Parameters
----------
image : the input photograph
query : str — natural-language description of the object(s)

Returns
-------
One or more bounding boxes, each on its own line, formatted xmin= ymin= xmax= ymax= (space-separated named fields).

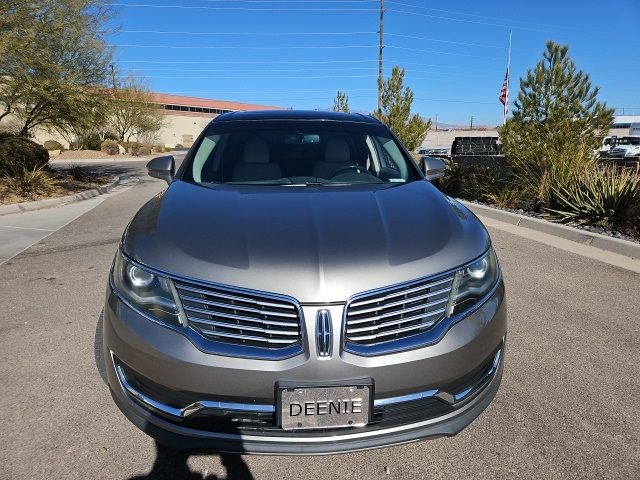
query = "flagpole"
xmin=504 ymin=30 xmax=512 ymax=125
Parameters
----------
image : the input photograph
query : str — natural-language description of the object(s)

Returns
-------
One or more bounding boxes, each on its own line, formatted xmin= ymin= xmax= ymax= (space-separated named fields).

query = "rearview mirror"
xmin=147 ymin=155 xmax=175 ymax=185
xmin=420 ymin=156 xmax=446 ymax=181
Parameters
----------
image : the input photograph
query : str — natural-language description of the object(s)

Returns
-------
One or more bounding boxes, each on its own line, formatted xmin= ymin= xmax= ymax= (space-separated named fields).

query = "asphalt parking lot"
xmin=0 ymin=160 xmax=638 ymax=479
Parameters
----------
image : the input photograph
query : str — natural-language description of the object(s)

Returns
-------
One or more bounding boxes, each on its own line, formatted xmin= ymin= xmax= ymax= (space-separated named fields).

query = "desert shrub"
xmin=122 ymin=141 xmax=142 ymax=155
xmin=138 ymin=145 xmax=152 ymax=155
xmin=3 ymin=166 xmax=58 ymax=197
xmin=174 ymin=143 xmax=184 ymax=149
xmin=0 ymin=134 xmax=49 ymax=174
xmin=440 ymin=161 xmax=505 ymax=200
xmin=547 ymin=164 xmax=640 ymax=226
xmin=485 ymin=185 xmax=528 ymax=209
xmin=43 ymin=140 xmax=64 ymax=151
xmin=100 ymin=139 xmax=120 ymax=155
xmin=152 ymin=144 xmax=166 ymax=153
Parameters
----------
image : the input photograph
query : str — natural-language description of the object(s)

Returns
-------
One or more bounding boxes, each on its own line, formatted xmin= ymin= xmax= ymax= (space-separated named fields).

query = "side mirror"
xmin=420 ymin=156 xmax=446 ymax=181
xmin=147 ymin=155 xmax=175 ymax=185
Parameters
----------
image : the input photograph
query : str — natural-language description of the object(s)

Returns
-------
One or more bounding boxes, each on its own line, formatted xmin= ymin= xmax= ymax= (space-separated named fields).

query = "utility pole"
xmin=435 ymin=113 xmax=438 ymax=132
xmin=377 ymin=0 xmax=385 ymax=113
xmin=109 ymin=64 xmax=117 ymax=94
xmin=470 ymin=115 xmax=474 ymax=130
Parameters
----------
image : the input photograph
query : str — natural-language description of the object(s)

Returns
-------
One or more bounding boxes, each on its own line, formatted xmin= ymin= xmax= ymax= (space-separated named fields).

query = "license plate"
xmin=279 ymin=384 xmax=371 ymax=430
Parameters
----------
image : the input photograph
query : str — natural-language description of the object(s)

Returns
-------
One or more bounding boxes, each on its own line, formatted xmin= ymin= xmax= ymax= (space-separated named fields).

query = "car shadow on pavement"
xmin=128 ymin=441 xmax=254 ymax=480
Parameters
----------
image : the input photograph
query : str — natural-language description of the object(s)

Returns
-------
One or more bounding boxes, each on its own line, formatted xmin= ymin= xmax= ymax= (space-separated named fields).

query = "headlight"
xmin=446 ymin=248 xmax=500 ymax=316
xmin=111 ymin=250 xmax=187 ymax=327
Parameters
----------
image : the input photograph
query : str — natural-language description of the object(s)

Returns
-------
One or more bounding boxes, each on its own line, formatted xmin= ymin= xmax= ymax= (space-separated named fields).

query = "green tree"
xmin=374 ymin=66 xmax=431 ymax=151
xmin=110 ymin=76 xmax=165 ymax=145
xmin=332 ymin=91 xmax=349 ymax=112
xmin=0 ymin=0 xmax=113 ymax=137
xmin=499 ymin=41 xmax=614 ymax=209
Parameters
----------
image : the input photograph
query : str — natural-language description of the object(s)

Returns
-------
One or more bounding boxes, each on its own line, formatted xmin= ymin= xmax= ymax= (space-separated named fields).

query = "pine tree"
xmin=374 ymin=66 xmax=431 ymax=151
xmin=332 ymin=91 xmax=349 ymax=112
xmin=499 ymin=41 xmax=614 ymax=208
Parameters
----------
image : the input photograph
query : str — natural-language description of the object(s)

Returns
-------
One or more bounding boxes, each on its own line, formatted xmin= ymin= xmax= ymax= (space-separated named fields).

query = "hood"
xmin=123 ymin=181 xmax=490 ymax=303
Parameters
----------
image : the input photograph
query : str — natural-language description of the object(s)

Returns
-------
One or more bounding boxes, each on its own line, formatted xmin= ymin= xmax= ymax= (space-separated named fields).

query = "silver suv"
xmin=103 ymin=110 xmax=506 ymax=454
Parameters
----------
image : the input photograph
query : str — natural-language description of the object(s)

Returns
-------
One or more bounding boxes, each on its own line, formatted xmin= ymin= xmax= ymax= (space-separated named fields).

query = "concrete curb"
xmin=0 ymin=175 xmax=123 ymax=216
xmin=461 ymin=200 xmax=640 ymax=260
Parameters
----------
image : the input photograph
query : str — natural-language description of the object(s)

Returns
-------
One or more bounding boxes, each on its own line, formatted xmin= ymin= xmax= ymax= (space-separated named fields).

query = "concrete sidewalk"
xmin=0 ymin=177 xmax=137 ymax=264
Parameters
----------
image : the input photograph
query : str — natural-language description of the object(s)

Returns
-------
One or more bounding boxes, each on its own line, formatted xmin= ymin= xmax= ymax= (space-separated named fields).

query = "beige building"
xmin=148 ymin=93 xmax=284 ymax=148
xmin=1 ymin=92 xmax=283 ymax=149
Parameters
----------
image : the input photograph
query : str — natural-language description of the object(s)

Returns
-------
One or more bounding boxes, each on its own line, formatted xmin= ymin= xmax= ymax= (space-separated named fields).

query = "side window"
xmin=191 ymin=135 xmax=220 ymax=183
xmin=377 ymin=137 xmax=409 ymax=180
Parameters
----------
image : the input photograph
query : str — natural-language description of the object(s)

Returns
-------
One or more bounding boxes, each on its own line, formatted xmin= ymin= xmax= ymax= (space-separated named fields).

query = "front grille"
xmin=174 ymin=280 xmax=302 ymax=349
xmin=344 ymin=273 xmax=455 ymax=346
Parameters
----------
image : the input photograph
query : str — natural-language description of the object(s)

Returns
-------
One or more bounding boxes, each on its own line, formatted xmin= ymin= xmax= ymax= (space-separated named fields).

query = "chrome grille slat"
xmin=345 ymin=273 xmax=455 ymax=346
xmin=346 ymin=319 xmax=442 ymax=342
xmin=187 ymin=317 xmax=300 ymax=336
xmin=346 ymin=297 xmax=449 ymax=325
xmin=347 ymin=286 xmax=451 ymax=316
xmin=184 ymin=306 xmax=299 ymax=328
xmin=197 ymin=329 xmax=295 ymax=345
xmin=348 ymin=277 xmax=453 ymax=308
xmin=174 ymin=280 xmax=302 ymax=349
xmin=175 ymin=283 xmax=296 ymax=310
xmin=178 ymin=294 xmax=298 ymax=318
xmin=346 ymin=308 xmax=446 ymax=333
xmin=347 ymin=290 xmax=451 ymax=319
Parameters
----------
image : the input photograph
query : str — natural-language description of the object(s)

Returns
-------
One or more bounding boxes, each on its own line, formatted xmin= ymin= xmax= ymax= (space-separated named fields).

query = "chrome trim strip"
xmin=374 ymin=347 xmax=503 ymax=407
xmin=111 ymin=351 xmax=275 ymax=417
xmin=111 ymin=347 xmax=501 ymax=420
xmin=374 ymin=389 xmax=438 ymax=407
xmin=197 ymin=328 xmax=296 ymax=344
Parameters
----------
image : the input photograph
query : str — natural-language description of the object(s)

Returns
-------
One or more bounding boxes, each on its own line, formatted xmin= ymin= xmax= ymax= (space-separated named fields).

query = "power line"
xmin=386 ymin=45 xmax=500 ymax=60
xmin=117 ymin=59 xmax=379 ymax=64
xmin=385 ymin=1 xmax=590 ymax=33
xmin=140 ymin=74 xmax=379 ymax=79
xmin=111 ymin=44 xmax=375 ymax=50
xmin=386 ymin=33 xmax=503 ymax=49
xmin=161 ymin=88 xmax=379 ymax=94
xmin=109 ymin=3 xmax=378 ymax=12
xmin=387 ymin=8 xmax=522 ymax=30
xmin=116 ymin=30 xmax=377 ymax=36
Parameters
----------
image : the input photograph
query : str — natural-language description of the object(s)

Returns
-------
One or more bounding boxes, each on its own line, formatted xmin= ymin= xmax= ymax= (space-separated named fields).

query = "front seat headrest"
xmin=324 ymin=138 xmax=350 ymax=164
xmin=243 ymin=139 xmax=269 ymax=164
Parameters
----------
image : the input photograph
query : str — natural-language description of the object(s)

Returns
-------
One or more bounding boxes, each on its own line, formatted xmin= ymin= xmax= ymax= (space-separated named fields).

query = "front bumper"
xmin=104 ymin=282 xmax=506 ymax=454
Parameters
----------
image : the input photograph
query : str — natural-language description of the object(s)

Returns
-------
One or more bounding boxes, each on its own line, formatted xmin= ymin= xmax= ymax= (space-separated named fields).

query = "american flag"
xmin=499 ymin=68 xmax=509 ymax=120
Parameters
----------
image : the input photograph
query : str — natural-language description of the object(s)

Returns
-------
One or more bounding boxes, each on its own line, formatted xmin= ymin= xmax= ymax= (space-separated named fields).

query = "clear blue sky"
xmin=108 ymin=0 xmax=640 ymax=126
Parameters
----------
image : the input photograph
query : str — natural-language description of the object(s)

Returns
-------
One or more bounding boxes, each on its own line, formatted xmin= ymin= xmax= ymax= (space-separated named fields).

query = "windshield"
xmin=182 ymin=122 xmax=421 ymax=186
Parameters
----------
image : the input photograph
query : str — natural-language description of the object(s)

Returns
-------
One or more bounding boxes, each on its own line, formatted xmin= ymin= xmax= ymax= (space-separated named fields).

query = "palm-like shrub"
xmin=3 ymin=166 xmax=59 ymax=197
xmin=548 ymin=165 xmax=640 ymax=226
